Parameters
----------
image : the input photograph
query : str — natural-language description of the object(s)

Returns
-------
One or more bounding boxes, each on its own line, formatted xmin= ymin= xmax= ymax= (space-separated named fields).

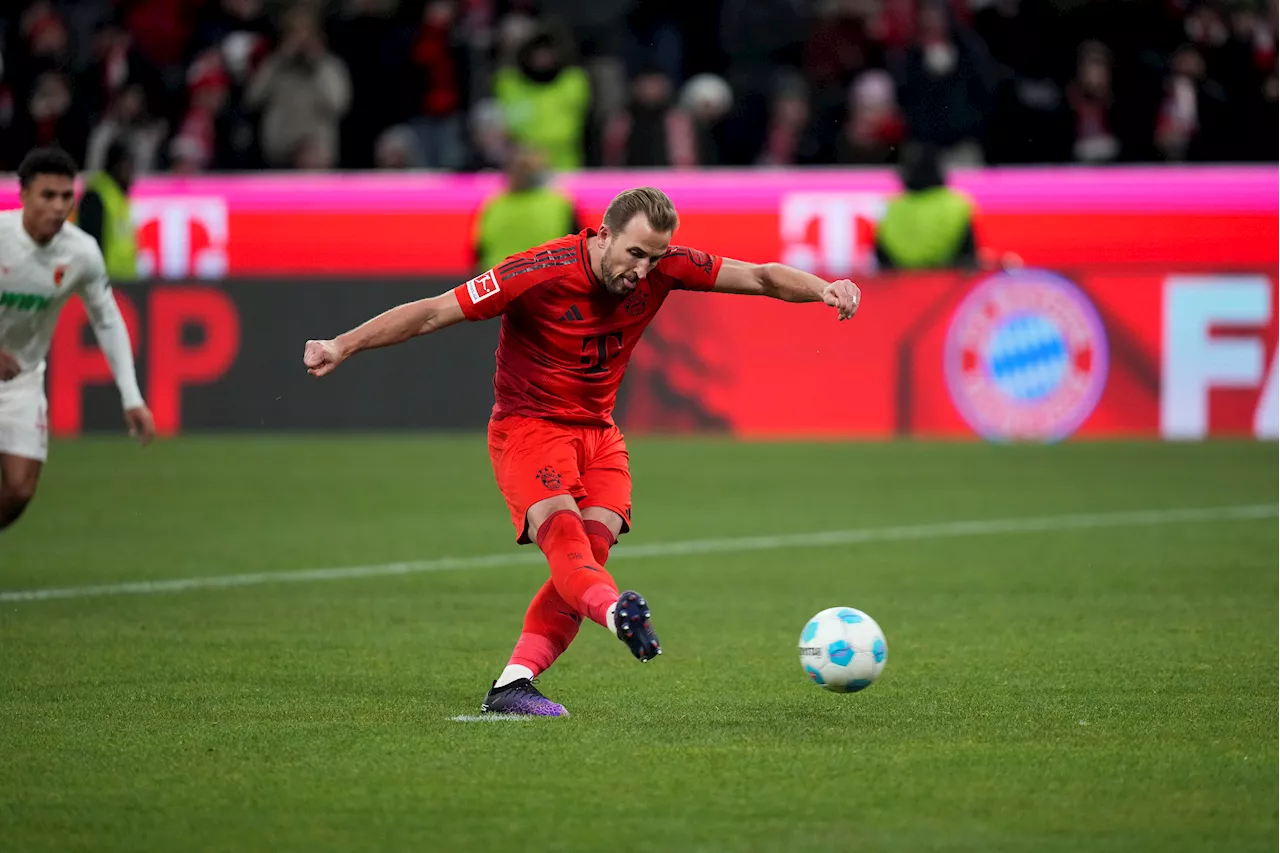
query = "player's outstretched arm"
xmin=304 ymin=290 xmax=465 ymax=377
xmin=712 ymin=258 xmax=861 ymax=321
xmin=80 ymin=265 xmax=154 ymax=446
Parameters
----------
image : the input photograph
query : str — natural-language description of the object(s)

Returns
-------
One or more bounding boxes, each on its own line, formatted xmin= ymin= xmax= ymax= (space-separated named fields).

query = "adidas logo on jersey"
xmin=558 ymin=304 xmax=585 ymax=322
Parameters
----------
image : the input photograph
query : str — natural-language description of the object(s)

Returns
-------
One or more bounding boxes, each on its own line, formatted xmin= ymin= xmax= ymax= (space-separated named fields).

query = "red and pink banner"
xmin=4 ymin=167 xmax=1276 ymax=278
xmin=626 ymin=266 xmax=1278 ymax=441
xmin=44 ymin=266 xmax=1277 ymax=441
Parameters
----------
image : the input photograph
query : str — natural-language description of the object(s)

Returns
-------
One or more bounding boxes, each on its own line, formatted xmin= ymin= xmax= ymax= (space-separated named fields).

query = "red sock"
xmin=583 ymin=519 xmax=615 ymax=566
xmin=508 ymin=579 xmax=581 ymax=676
xmin=535 ymin=510 xmax=618 ymax=628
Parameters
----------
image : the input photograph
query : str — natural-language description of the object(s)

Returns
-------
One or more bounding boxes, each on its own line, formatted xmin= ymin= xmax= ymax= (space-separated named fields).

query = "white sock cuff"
xmin=494 ymin=664 xmax=535 ymax=688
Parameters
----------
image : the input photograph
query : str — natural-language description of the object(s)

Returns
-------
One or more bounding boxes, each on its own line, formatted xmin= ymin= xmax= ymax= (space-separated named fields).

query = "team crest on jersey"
xmin=466 ymin=269 xmax=500 ymax=304
xmin=944 ymin=270 xmax=1109 ymax=443
xmin=53 ymin=265 xmax=68 ymax=286
xmin=535 ymin=466 xmax=562 ymax=490
xmin=622 ymin=285 xmax=648 ymax=317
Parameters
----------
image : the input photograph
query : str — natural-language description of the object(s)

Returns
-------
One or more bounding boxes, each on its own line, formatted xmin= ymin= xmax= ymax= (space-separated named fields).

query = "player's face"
xmin=598 ymin=215 xmax=672 ymax=296
xmin=20 ymin=174 xmax=76 ymax=244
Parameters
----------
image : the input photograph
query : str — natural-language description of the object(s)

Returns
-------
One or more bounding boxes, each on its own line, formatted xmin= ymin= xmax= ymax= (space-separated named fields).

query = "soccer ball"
xmin=798 ymin=607 xmax=888 ymax=692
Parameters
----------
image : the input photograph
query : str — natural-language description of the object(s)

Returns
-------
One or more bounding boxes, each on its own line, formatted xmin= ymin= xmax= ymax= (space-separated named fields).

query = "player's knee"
xmin=525 ymin=494 xmax=580 ymax=541
xmin=1 ymin=477 xmax=37 ymax=505
xmin=0 ymin=486 xmax=35 ymax=528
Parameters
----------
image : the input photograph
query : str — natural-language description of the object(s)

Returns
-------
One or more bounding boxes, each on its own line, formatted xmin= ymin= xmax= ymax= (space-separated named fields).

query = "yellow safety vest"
xmin=82 ymin=171 xmax=138 ymax=281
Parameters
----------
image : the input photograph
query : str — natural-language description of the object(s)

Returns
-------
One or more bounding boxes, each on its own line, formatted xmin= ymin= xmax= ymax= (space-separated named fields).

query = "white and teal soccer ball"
xmin=798 ymin=607 xmax=888 ymax=693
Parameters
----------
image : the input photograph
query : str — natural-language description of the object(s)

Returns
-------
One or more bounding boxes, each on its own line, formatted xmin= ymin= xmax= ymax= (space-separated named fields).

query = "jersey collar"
xmin=577 ymin=228 xmax=603 ymax=289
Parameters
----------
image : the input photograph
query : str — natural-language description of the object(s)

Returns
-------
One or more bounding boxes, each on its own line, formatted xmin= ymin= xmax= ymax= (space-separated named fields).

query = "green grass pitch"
xmin=1 ymin=437 xmax=1276 ymax=852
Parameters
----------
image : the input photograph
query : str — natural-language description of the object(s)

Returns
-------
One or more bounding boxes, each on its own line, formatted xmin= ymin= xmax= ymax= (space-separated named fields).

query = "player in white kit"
xmin=0 ymin=147 xmax=154 ymax=530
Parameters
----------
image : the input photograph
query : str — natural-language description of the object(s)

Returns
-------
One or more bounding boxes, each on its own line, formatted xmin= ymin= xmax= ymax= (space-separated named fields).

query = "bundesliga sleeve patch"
xmin=466 ymin=270 xmax=501 ymax=304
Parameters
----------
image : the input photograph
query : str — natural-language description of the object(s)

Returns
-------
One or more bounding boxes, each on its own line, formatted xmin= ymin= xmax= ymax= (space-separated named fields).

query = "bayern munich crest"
xmin=943 ymin=271 xmax=1109 ymax=442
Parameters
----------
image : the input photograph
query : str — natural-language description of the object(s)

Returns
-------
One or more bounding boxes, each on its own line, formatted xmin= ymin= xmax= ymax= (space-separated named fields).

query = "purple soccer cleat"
xmin=480 ymin=678 xmax=569 ymax=717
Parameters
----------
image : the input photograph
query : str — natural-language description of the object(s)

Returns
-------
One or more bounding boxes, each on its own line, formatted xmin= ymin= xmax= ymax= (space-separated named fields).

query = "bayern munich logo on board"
xmin=943 ymin=270 xmax=1109 ymax=442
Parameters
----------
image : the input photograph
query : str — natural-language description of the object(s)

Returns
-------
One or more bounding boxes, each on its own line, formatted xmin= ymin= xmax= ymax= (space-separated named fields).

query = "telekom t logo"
xmin=779 ymin=193 xmax=886 ymax=276
xmin=1162 ymin=275 xmax=1278 ymax=439
xmin=130 ymin=197 xmax=229 ymax=279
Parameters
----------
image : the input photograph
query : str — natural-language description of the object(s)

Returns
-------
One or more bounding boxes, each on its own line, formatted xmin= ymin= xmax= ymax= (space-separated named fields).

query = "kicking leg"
xmin=577 ymin=505 xmax=661 ymax=662
xmin=0 ymin=453 xmax=42 ymax=531
xmin=578 ymin=430 xmax=661 ymax=663
xmin=526 ymin=495 xmax=621 ymax=629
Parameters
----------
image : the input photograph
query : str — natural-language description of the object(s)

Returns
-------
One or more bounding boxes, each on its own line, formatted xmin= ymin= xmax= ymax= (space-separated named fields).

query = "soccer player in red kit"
xmin=303 ymin=188 xmax=860 ymax=716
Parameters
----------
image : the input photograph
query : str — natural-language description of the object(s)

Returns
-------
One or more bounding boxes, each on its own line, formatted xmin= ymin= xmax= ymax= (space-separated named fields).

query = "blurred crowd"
xmin=1 ymin=0 xmax=1275 ymax=174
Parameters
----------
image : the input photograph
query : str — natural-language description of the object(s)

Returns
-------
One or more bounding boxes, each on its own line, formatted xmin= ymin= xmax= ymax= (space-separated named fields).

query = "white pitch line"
xmin=1 ymin=504 xmax=1273 ymax=604
xmin=451 ymin=714 xmax=544 ymax=723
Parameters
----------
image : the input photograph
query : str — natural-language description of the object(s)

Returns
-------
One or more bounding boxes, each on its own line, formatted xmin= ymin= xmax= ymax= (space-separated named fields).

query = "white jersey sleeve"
xmin=75 ymin=239 xmax=144 ymax=410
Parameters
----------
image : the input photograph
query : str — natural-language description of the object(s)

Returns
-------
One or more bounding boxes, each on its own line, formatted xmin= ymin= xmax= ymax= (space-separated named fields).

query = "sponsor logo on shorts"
xmin=944 ymin=270 xmax=1109 ymax=443
xmin=535 ymin=466 xmax=562 ymax=490
xmin=466 ymin=269 xmax=500 ymax=304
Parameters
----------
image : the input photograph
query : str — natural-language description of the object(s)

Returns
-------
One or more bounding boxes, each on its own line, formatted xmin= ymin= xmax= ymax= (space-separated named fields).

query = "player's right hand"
xmin=0 ymin=348 xmax=20 ymax=381
xmin=303 ymin=339 xmax=346 ymax=377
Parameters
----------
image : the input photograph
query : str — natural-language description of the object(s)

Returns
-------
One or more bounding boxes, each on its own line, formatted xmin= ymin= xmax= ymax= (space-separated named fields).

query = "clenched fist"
xmin=303 ymin=339 xmax=346 ymax=377
xmin=821 ymin=279 xmax=861 ymax=321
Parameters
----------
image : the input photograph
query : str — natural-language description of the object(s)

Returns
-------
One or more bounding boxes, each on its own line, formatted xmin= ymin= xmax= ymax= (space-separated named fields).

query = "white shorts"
xmin=0 ymin=372 xmax=49 ymax=462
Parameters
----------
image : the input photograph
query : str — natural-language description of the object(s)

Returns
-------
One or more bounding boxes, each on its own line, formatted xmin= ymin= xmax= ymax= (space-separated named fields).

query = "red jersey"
xmin=454 ymin=229 xmax=722 ymax=426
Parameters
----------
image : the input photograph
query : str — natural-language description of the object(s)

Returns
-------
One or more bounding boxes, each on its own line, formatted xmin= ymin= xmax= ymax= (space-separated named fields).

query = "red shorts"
xmin=487 ymin=415 xmax=633 ymax=544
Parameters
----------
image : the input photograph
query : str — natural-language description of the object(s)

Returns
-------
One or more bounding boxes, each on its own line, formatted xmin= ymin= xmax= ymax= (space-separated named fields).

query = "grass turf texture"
xmin=1 ymin=437 xmax=1276 ymax=852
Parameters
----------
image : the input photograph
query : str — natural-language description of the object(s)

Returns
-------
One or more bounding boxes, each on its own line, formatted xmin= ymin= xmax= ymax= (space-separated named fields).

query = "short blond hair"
xmin=602 ymin=187 xmax=679 ymax=235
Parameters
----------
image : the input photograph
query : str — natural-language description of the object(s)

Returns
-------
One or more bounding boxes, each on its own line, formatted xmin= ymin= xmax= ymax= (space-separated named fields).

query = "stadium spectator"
xmin=835 ymin=68 xmax=906 ymax=164
xmin=168 ymin=48 xmax=232 ymax=173
xmin=874 ymin=142 xmax=978 ymax=271
xmin=676 ymin=72 xmax=733 ymax=166
xmin=405 ymin=0 xmax=469 ymax=170
xmin=75 ymin=139 xmax=138 ymax=281
xmin=0 ymin=0 xmax=1274 ymax=172
xmin=471 ymin=145 xmax=579 ymax=272
xmin=373 ymin=123 xmax=423 ymax=168
xmin=84 ymin=82 xmax=166 ymax=173
xmin=243 ymin=2 xmax=351 ymax=168
xmin=1154 ymin=43 xmax=1233 ymax=161
xmin=465 ymin=97 xmax=514 ymax=171
xmin=890 ymin=0 xmax=998 ymax=166
xmin=601 ymin=66 xmax=697 ymax=168
xmin=7 ymin=71 xmax=88 ymax=168
xmin=118 ymin=0 xmax=196 ymax=75
xmin=492 ymin=22 xmax=589 ymax=171
xmin=757 ymin=71 xmax=820 ymax=166
xmin=1066 ymin=40 xmax=1121 ymax=163
xmin=189 ymin=0 xmax=273 ymax=171
xmin=716 ymin=0 xmax=810 ymax=165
